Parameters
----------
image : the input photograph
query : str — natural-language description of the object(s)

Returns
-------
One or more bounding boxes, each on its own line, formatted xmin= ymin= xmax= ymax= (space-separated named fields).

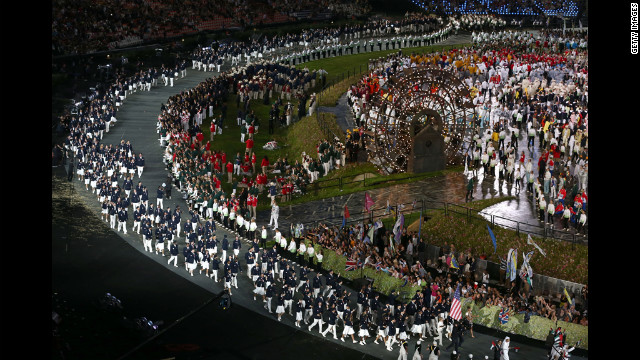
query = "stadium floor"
xmin=52 ymin=32 xmax=587 ymax=360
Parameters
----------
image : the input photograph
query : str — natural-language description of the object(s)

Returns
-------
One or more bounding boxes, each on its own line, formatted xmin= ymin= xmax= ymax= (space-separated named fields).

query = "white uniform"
xmin=398 ymin=344 xmax=409 ymax=360
xmin=500 ymin=337 xmax=510 ymax=360
xmin=269 ymin=204 xmax=279 ymax=229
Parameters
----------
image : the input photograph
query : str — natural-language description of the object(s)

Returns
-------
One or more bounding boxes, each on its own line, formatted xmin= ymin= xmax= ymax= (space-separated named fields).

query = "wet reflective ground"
xmin=262 ymin=138 xmax=586 ymax=245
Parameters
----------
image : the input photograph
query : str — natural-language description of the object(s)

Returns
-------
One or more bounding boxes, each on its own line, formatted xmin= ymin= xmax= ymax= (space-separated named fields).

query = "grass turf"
xmin=296 ymin=43 xmax=472 ymax=85
xmin=197 ymin=41 xmax=472 ymax=208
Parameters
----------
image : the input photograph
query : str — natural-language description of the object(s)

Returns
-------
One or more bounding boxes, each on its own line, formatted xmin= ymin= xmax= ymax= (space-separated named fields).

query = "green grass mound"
xmin=415 ymin=202 xmax=588 ymax=284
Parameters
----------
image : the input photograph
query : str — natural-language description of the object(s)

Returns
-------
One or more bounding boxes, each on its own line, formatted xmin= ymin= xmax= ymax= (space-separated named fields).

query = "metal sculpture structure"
xmin=365 ymin=64 xmax=476 ymax=173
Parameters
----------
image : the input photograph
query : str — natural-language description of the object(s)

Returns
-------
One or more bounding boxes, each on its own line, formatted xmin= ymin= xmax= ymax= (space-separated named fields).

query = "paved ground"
xmin=52 ymin=171 xmax=380 ymax=360
xmin=53 ymin=166 xmax=588 ymax=360
xmin=53 ymin=32 xmax=588 ymax=359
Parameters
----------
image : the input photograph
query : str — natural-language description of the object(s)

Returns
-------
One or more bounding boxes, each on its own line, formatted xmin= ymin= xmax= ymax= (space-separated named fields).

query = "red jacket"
xmin=573 ymin=196 xmax=582 ymax=207
xmin=226 ymin=162 xmax=233 ymax=173
xmin=246 ymin=139 xmax=254 ymax=149
xmin=261 ymin=158 xmax=269 ymax=167
xmin=558 ymin=188 xmax=566 ymax=200
xmin=555 ymin=203 xmax=564 ymax=214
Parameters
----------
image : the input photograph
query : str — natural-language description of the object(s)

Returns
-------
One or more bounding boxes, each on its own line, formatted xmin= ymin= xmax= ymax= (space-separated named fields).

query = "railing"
xmin=445 ymin=202 xmax=588 ymax=246
xmin=304 ymin=169 xmax=444 ymax=196
xmin=316 ymin=113 xmax=343 ymax=144
xmin=317 ymin=64 xmax=367 ymax=95
xmin=288 ymin=194 xmax=587 ymax=245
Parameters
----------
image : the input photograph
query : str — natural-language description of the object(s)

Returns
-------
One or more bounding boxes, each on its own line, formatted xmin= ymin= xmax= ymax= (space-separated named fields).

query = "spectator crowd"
xmin=52 ymin=0 xmax=374 ymax=56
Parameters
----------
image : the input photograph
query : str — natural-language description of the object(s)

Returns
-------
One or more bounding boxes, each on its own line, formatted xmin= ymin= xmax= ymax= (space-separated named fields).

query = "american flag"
xmin=345 ymin=259 xmax=357 ymax=271
xmin=375 ymin=261 xmax=382 ymax=271
xmin=449 ymin=284 xmax=462 ymax=321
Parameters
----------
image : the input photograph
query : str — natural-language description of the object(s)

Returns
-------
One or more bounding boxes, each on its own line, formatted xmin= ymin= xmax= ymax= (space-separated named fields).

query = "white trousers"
xmin=322 ymin=324 xmax=337 ymax=338
xmin=433 ymin=328 xmax=443 ymax=346
xmin=117 ymin=221 xmax=127 ymax=234
xmin=309 ymin=318 xmax=323 ymax=333
xmin=385 ymin=335 xmax=397 ymax=348
xmin=284 ymin=300 xmax=293 ymax=314
xmin=269 ymin=215 xmax=278 ymax=229
xmin=304 ymin=309 xmax=313 ymax=323
xmin=143 ymin=238 xmax=152 ymax=252
xmin=247 ymin=263 xmax=254 ymax=278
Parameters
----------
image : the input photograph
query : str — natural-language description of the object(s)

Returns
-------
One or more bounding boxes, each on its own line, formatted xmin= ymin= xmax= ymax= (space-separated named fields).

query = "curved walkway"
xmin=60 ymin=33 xmax=586 ymax=360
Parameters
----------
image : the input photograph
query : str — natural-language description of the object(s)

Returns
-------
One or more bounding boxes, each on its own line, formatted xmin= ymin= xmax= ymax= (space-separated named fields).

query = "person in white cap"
xmin=500 ymin=336 xmax=511 ymax=360
xmin=411 ymin=340 xmax=423 ymax=360
xmin=269 ymin=199 xmax=279 ymax=230
xmin=398 ymin=341 xmax=409 ymax=360
xmin=468 ymin=355 xmax=473 ymax=359
xmin=427 ymin=340 xmax=440 ymax=359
